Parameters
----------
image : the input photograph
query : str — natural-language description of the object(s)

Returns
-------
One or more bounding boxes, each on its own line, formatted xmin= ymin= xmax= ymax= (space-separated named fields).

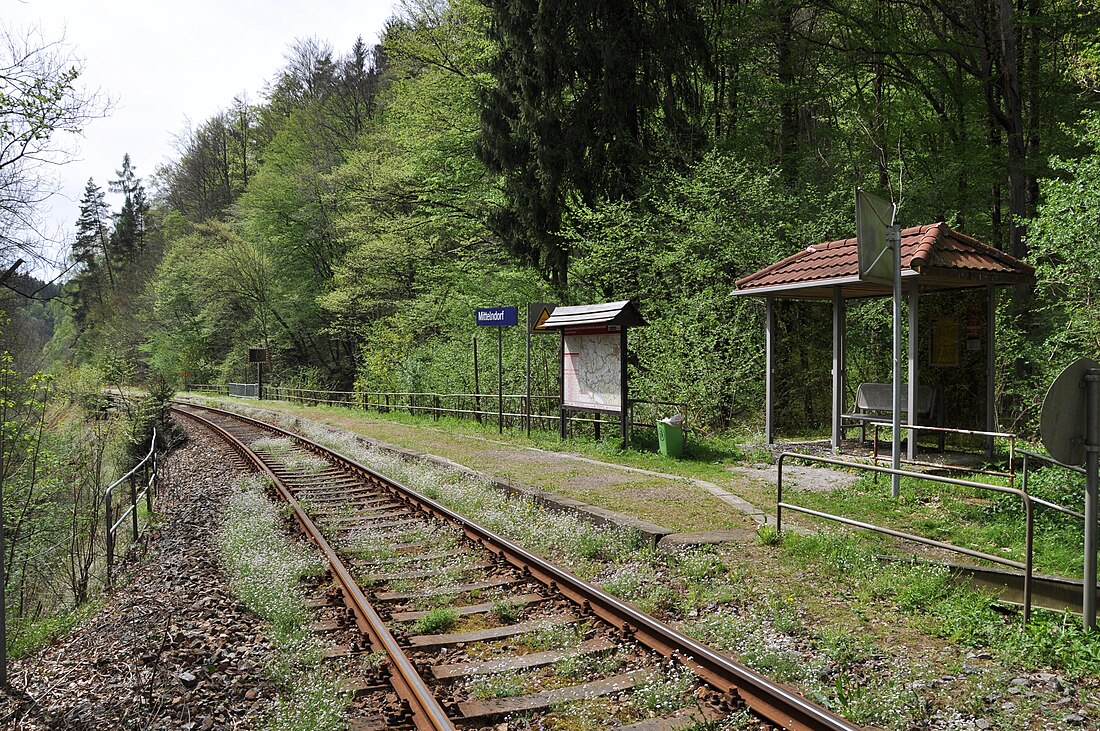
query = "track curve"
xmin=172 ymin=401 xmax=867 ymax=731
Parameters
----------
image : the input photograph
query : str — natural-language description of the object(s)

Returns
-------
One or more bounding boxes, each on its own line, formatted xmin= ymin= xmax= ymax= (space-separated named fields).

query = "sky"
xmin=8 ymin=0 xmax=399 ymax=275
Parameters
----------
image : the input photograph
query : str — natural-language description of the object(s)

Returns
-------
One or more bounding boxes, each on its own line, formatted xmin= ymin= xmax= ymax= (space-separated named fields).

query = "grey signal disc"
xmin=1040 ymin=357 xmax=1100 ymax=466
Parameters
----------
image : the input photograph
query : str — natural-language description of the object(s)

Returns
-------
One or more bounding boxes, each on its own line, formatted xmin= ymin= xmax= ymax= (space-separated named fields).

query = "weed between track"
xmin=252 ymin=437 xmax=330 ymax=474
xmin=217 ymin=477 xmax=350 ymax=731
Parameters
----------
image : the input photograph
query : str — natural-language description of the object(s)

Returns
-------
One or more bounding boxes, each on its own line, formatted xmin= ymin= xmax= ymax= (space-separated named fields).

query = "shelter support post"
xmin=559 ymin=332 xmax=566 ymax=440
xmin=765 ymin=295 xmax=775 ymax=445
xmin=890 ymin=224 xmax=902 ymax=498
xmin=986 ymin=286 xmax=997 ymax=458
xmin=907 ymin=282 xmax=919 ymax=460
xmin=831 ymin=288 xmax=845 ymax=454
xmin=620 ymin=329 xmax=629 ymax=449
xmin=1085 ymin=370 xmax=1100 ymax=630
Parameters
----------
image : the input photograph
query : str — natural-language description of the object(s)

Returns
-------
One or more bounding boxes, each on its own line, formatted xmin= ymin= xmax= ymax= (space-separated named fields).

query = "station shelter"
xmin=734 ymin=222 xmax=1035 ymax=458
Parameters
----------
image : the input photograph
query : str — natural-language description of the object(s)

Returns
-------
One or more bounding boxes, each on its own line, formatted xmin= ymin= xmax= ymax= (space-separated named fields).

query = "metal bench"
xmin=842 ymin=383 xmax=943 ymax=450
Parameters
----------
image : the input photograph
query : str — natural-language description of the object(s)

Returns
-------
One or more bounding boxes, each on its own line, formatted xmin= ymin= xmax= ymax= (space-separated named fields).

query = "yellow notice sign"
xmin=528 ymin=302 xmax=557 ymax=334
xmin=931 ymin=320 xmax=959 ymax=366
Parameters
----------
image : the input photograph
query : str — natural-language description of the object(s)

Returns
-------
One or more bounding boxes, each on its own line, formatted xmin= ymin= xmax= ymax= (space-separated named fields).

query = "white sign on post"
xmin=857 ymin=189 xmax=896 ymax=287
xmin=856 ymin=188 xmax=902 ymax=497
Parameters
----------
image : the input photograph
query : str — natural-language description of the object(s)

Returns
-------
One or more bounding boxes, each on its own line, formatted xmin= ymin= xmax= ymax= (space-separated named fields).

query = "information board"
xmin=563 ymin=332 xmax=622 ymax=411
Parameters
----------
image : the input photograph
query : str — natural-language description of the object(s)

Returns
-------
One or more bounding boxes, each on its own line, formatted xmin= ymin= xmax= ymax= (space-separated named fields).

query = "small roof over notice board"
xmin=538 ymin=300 xmax=647 ymax=330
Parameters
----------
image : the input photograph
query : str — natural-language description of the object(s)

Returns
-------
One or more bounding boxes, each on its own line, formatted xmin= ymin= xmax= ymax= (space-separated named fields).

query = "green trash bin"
xmin=656 ymin=419 xmax=685 ymax=458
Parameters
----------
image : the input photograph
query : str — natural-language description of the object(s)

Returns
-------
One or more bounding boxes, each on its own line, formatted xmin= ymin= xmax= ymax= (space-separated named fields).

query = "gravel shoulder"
xmin=0 ymin=421 xmax=276 ymax=730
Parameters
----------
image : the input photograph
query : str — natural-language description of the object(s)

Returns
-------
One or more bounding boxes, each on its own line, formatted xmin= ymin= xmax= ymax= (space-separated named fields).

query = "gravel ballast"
xmin=0 ymin=420 xmax=279 ymax=730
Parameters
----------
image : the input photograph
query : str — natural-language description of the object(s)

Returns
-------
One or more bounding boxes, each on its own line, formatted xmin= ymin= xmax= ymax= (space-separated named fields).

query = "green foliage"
xmin=783 ymin=530 xmax=1100 ymax=678
xmin=409 ymin=607 xmax=458 ymax=634
xmin=466 ymin=670 xmax=526 ymax=700
xmin=564 ymin=153 xmax=845 ymax=431
xmin=46 ymin=0 xmax=1100 ymax=446
xmin=477 ymin=0 xmax=709 ymax=285
xmin=756 ymin=524 xmax=782 ymax=546
xmin=489 ymin=598 xmax=524 ymax=624
xmin=7 ymin=601 xmax=102 ymax=660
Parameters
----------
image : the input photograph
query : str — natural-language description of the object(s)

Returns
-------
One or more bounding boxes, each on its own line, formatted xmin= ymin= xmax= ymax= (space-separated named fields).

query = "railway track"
xmin=172 ymin=401 xmax=865 ymax=731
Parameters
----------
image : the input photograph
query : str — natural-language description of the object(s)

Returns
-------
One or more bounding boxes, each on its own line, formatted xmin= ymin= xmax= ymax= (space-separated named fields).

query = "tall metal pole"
xmin=907 ymin=282 xmax=918 ymax=461
xmin=498 ymin=328 xmax=504 ymax=434
xmin=473 ymin=335 xmax=482 ymax=424
xmin=526 ymin=326 xmax=532 ymax=437
xmin=1084 ymin=370 xmax=1100 ymax=629
xmin=765 ymin=295 xmax=775 ymax=444
xmin=890 ymin=221 xmax=902 ymax=498
xmin=986 ymin=286 xmax=997 ymax=459
xmin=831 ymin=287 xmax=844 ymax=455
xmin=620 ymin=328 xmax=629 ymax=449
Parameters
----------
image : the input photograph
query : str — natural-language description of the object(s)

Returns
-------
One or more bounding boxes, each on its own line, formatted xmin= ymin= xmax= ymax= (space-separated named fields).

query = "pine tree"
xmin=477 ymin=0 xmax=709 ymax=286
xmin=70 ymin=177 xmax=112 ymax=326
xmin=109 ymin=154 xmax=147 ymax=266
xmin=73 ymin=178 xmax=112 ymax=279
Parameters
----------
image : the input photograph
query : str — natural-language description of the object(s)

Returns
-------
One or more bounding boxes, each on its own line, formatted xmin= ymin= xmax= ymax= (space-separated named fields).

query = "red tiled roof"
xmin=735 ymin=223 xmax=1034 ymax=298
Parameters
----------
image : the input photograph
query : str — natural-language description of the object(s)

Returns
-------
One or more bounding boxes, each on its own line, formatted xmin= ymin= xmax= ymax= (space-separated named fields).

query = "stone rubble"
xmin=0 ymin=421 xmax=278 ymax=730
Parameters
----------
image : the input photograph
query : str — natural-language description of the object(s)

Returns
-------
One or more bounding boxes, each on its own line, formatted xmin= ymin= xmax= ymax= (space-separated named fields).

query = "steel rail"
xmin=171 ymin=405 xmax=455 ymax=731
xmin=177 ymin=401 xmax=864 ymax=731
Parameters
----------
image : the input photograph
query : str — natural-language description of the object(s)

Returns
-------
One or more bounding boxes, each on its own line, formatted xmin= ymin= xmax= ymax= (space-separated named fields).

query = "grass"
xmin=552 ymin=650 xmax=623 ymax=679
xmin=517 ymin=622 xmax=588 ymax=652
xmin=251 ymin=436 xmax=330 ymax=474
xmin=218 ymin=477 xmax=350 ymax=731
xmin=780 ymin=530 xmax=1100 ymax=679
xmin=784 ymin=467 xmax=1086 ymax=577
xmin=7 ymin=600 xmax=103 ymax=660
xmin=490 ymin=598 xmax=526 ymax=624
xmin=466 ymin=670 xmax=527 ymax=700
xmin=189 ymin=394 xmax=773 ymax=531
xmin=410 ymin=607 xmax=458 ymax=634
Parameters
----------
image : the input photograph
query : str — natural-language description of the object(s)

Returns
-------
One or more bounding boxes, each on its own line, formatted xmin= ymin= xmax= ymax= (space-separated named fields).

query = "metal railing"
xmin=776 ymin=451 xmax=1037 ymax=622
xmin=1018 ymin=448 xmax=1086 ymax=520
xmin=105 ymin=429 xmax=159 ymax=587
xmin=191 ymin=384 xmax=688 ymax=436
xmin=866 ymin=421 xmax=1018 ymax=483
xmin=228 ymin=382 xmax=258 ymax=398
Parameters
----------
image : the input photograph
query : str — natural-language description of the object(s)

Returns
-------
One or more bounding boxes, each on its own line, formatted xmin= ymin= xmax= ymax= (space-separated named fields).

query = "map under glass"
xmin=563 ymin=333 xmax=622 ymax=411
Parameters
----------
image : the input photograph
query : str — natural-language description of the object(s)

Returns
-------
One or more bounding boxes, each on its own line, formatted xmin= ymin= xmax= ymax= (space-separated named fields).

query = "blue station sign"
xmin=475 ymin=306 xmax=518 ymax=327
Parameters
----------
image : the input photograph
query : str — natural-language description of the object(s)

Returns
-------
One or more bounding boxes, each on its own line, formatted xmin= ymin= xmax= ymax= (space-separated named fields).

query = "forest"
xmin=9 ymin=0 xmax=1100 ymax=442
xmin=2 ymin=0 xmax=1100 ymax=696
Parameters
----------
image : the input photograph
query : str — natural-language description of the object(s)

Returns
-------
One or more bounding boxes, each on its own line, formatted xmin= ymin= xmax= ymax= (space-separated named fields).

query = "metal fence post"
xmin=129 ymin=474 xmax=139 ymax=542
xmin=105 ymin=494 xmax=114 ymax=588
xmin=147 ymin=452 xmax=155 ymax=513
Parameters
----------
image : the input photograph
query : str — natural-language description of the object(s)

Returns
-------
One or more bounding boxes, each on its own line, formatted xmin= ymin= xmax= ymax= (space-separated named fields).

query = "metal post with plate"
xmin=1040 ymin=357 xmax=1100 ymax=629
xmin=856 ymin=188 xmax=903 ymax=497
xmin=248 ymin=347 xmax=268 ymax=400
xmin=475 ymin=307 xmax=519 ymax=434
xmin=526 ymin=303 xmax=557 ymax=437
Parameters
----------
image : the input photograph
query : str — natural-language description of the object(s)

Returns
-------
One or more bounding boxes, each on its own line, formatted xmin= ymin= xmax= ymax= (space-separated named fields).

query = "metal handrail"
xmin=869 ymin=421 xmax=1018 ymax=483
xmin=1018 ymin=449 xmax=1087 ymax=520
xmin=776 ymin=451 xmax=1036 ymax=622
xmin=104 ymin=429 xmax=159 ymax=587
